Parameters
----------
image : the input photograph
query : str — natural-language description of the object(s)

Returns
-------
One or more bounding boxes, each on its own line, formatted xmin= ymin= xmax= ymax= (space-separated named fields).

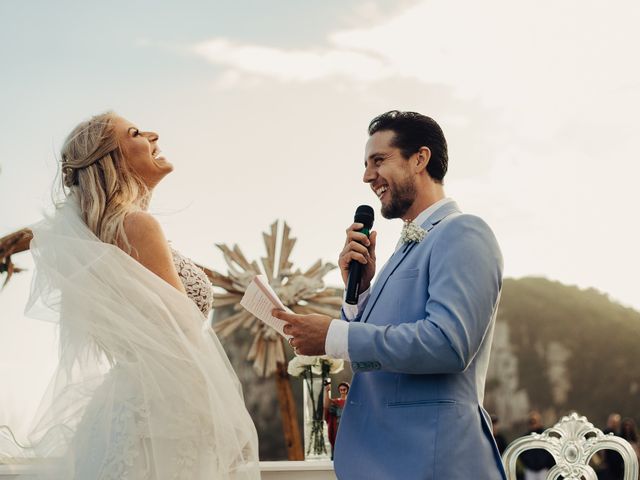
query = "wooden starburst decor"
xmin=209 ymin=220 xmax=342 ymax=377
xmin=0 ymin=228 xmax=32 ymax=288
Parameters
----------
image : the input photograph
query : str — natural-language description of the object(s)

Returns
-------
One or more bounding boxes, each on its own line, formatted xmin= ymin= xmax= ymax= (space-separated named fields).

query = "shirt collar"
xmin=394 ymin=197 xmax=455 ymax=251
xmin=410 ymin=197 xmax=455 ymax=227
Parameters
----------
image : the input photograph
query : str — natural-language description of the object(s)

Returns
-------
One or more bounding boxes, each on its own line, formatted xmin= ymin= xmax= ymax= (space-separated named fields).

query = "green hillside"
xmin=487 ymin=277 xmax=640 ymax=435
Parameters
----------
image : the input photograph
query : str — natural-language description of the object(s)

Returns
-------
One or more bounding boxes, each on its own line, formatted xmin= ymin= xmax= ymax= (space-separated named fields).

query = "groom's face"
xmin=363 ymin=130 xmax=417 ymax=219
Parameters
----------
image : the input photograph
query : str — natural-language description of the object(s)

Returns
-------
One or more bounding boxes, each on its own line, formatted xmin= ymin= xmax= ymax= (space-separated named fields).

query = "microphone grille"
xmin=354 ymin=205 xmax=374 ymax=229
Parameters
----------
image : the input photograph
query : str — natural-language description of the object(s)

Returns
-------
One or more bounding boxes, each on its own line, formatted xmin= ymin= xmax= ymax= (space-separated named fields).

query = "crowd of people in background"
xmin=490 ymin=411 xmax=640 ymax=479
xmin=321 ymin=384 xmax=640 ymax=479
xmin=599 ymin=413 xmax=640 ymax=479
xmin=321 ymin=385 xmax=640 ymax=478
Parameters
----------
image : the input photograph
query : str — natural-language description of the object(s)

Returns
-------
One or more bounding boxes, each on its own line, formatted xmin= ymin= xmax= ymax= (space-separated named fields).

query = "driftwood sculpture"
xmin=0 ymin=228 xmax=32 ymax=288
xmin=207 ymin=220 xmax=342 ymax=461
xmin=210 ymin=221 xmax=341 ymax=377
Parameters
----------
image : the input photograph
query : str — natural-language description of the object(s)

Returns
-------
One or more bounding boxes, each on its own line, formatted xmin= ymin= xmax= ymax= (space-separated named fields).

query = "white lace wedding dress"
xmin=2 ymin=201 xmax=260 ymax=479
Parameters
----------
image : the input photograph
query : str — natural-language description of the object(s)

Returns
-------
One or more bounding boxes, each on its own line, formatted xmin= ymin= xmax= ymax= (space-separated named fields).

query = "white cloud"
xmin=193 ymin=38 xmax=392 ymax=83
xmin=330 ymin=0 xmax=640 ymax=127
xmin=191 ymin=0 xmax=640 ymax=141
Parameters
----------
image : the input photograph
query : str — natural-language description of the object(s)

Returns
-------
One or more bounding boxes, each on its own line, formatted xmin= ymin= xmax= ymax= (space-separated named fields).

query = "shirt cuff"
xmin=325 ymin=319 xmax=350 ymax=361
xmin=342 ymin=287 xmax=371 ymax=320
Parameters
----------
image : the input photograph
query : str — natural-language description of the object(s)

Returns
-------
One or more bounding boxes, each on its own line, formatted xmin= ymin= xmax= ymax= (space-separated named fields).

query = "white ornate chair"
xmin=502 ymin=412 xmax=639 ymax=480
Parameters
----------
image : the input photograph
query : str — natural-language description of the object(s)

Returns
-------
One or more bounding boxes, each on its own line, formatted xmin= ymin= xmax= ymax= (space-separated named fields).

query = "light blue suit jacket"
xmin=334 ymin=201 xmax=506 ymax=480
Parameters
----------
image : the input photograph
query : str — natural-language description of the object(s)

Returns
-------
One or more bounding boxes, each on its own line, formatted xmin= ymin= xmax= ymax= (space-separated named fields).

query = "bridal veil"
xmin=2 ymin=200 xmax=260 ymax=479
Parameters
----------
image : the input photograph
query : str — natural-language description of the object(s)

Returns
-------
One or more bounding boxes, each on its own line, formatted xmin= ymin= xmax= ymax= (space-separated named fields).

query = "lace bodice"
xmin=171 ymin=248 xmax=214 ymax=317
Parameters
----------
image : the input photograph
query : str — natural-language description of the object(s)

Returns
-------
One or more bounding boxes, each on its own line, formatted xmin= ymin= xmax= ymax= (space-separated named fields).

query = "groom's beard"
xmin=381 ymin=174 xmax=417 ymax=219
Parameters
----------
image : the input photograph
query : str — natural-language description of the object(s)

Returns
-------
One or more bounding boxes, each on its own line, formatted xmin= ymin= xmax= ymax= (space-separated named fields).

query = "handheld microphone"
xmin=345 ymin=205 xmax=375 ymax=305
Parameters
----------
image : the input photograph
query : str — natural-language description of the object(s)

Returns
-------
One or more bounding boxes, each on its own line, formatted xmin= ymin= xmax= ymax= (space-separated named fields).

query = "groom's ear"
xmin=414 ymin=146 xmax=431 ymax=174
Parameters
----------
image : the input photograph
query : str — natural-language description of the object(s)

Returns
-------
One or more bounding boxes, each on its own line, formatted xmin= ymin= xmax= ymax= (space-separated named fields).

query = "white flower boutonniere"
xmin=400 ymin=220 xmax=427 ymax=244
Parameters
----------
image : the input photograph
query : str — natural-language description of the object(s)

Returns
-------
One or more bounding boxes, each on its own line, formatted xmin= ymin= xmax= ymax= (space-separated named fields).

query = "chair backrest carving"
xmin=502 ymin=412 xmax=639 ymax=480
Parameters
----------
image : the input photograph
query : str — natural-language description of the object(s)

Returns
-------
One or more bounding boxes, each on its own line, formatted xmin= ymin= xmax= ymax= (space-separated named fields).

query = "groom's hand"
xmin=272 ymin=310 xmax=332 ymax=356
xmin=339 ymin=223 xmax=377 ymax=293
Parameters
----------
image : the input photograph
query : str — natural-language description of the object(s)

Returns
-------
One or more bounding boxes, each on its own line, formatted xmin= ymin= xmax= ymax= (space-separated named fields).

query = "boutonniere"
xmin=400 ymin=220 xmax=427 ymax=244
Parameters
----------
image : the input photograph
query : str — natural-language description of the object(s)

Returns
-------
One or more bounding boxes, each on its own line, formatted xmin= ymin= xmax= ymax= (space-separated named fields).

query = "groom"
xmin=274 ymin=110 xmax=506 ymax=479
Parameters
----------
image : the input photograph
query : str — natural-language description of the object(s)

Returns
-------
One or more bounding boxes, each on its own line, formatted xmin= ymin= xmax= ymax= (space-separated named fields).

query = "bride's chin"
xmin=154 ymin=158 xmax=174 ymax=172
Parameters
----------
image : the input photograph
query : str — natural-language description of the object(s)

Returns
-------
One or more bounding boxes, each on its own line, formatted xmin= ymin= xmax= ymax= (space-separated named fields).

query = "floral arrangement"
xmin=287 ymin=355 xmax=344 ymax=377
xmin=400 ymin=220 xmax=427 ymax=244
xmin=288 ymin=356 xmax=344 ymax=457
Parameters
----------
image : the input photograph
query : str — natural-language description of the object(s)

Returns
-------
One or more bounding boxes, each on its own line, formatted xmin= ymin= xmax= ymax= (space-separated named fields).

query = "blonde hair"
xmin=60 ymin=111 xmax=150 ymax=251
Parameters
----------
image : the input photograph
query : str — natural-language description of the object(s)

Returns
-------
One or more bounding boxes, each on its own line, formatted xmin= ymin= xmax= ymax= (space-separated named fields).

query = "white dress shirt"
xmin=325 ymin=198 xmax=454 ymax=360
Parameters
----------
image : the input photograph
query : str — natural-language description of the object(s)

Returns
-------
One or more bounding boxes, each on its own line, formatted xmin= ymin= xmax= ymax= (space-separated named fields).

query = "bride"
xmin=3 ymin=112 xmax=260 ymax=478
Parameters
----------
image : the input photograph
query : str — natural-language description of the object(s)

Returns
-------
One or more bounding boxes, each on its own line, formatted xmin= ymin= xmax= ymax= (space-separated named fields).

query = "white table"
xmin=0 ymin=460 xmax=338 ymax=479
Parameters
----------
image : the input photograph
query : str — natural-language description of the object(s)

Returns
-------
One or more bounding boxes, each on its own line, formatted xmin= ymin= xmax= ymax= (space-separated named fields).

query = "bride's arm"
xmin=122 ymin=211 xmax=187 ymax=295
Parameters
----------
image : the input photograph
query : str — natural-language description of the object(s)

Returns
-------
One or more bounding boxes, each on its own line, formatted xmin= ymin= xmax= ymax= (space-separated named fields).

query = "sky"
xmin=1 ymin=0 xmax=640 ymax=440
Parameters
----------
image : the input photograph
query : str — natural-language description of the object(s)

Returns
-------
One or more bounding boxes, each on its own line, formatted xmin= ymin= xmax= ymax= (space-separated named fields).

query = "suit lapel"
xmin=360 ymin=242 xmax=417 ymax=323
xmin=360 ymin=201 xmax=461 ymax=323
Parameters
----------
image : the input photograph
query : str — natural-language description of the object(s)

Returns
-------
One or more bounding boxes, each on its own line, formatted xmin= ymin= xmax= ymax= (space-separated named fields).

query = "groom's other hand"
xmin=338 ymin=223 xmax=377 ymax=293
xmin=272 ymin=310 xmax=332 ymax=356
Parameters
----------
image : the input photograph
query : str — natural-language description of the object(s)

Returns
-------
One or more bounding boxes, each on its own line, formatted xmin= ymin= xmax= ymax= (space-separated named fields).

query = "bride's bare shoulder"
xmin=121 ymin=211 xmax=186 ymax=293
xmin=123 ymin=211 xmax=164 ymax=241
